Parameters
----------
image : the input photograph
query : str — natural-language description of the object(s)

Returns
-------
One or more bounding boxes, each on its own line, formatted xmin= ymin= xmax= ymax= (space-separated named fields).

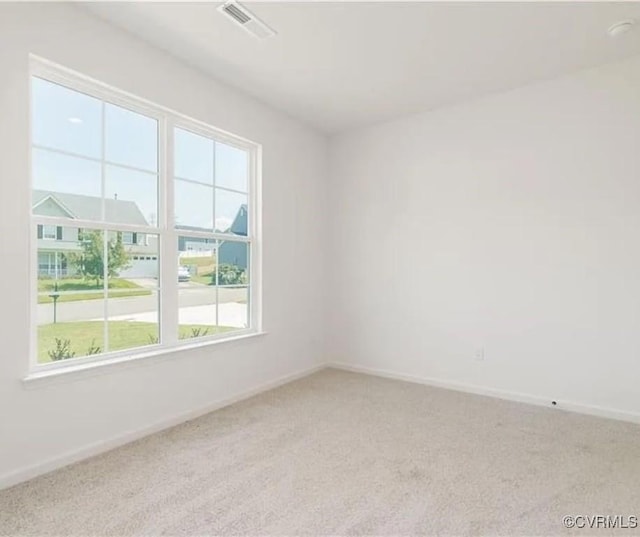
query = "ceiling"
xmin=85 ymin=2 xmax=640 ymax=134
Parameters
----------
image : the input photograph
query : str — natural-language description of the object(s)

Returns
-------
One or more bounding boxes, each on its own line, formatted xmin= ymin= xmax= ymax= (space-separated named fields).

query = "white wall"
xmin=0 ymin=4 xmax=327 ymax=487
xmin=3 ymin=3 xmax=639 ymax=491
xmin=329 ymin=55 xmax=640 ymax=421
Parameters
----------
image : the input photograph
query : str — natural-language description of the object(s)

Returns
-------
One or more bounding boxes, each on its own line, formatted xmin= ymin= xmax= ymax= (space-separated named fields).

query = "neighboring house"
xmin=33 ymin=190 xmax=159 ymax=279
xmin=177 ymin=226 xmax=218 ymax=256
xmin=218 ymin=204 xmax=248 ymax=270
xmin=176 ymin=205 xmax=248 ymax=270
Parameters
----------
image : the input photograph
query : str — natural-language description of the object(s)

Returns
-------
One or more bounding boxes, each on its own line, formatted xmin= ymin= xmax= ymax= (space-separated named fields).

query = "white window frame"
xmin=42 ymin=225 xmax=57 ymax=241
xmin=29 ymin=55 xmax=262 ymax=374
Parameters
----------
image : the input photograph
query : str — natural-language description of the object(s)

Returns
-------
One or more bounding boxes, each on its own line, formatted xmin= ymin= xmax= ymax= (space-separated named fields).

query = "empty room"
xmin=1 ymin=1 xmax=640 ymax=535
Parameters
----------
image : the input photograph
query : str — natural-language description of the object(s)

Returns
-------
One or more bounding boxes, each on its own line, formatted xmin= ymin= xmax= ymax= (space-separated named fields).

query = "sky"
xmin=31 ymin=77 xmax=248 ymax=233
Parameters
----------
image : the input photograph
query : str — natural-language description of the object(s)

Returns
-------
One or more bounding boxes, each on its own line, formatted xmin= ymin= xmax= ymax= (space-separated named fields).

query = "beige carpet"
xmin=1 ymin=368 xmax=640 ymax=536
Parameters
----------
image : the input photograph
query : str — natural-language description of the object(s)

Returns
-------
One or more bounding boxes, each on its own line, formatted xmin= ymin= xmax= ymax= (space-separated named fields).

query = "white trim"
xmin=29 ymin=55 xmax=261 ymax=372
xmin=212 ymin=135 xmax=218 ymax=326
xmin=33 ymin=58 xmax=166 ymax=127
xmin=328 ymin=362 xmax=640 ymax=425
xmin=30 ymin=327 xmax=259 ymax=376
xmin=249 ymin=144 xmax=262 ymax=332
xmin=8 ymin=362 xmax=639 ymax=491
xmin=28 ymin=75 xmax=38 ymax=374
xmin=2 ymin=358 xmax=317 ymax=491
xmin=25 ymin=329 xmax=264 ymax=380
xmin=172 ymin=117 xmax=254 ymax=154
xmin=160 ymin=109 xmax=174 ymax=346
xmin=31 ymin=55 xmax=257 ymax=151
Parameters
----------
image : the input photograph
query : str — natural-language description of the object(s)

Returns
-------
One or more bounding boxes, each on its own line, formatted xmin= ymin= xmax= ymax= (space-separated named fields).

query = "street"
xmin=38 ymin=284 xmax=249 ymax=328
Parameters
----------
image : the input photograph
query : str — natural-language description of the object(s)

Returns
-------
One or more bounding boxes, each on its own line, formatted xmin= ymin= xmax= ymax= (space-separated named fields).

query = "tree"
xmin=75 ymin=230 xmax=131 ymax=287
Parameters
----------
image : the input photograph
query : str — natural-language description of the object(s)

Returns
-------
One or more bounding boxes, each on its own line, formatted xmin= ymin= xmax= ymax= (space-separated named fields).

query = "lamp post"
xmin=50 ymin=282 xmax=60 ymax=324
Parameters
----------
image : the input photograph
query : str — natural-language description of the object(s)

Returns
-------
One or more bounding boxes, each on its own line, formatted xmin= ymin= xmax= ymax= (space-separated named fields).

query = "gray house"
xmin=177 ymin=226 xmax=218 ymax=255
xmin=177 ymin=204 xmax=248 ymax=270
xmin=33 ymin=190 xmax=159 ymax=278
xmin=218 ymin=204 xmax=248 ymax=270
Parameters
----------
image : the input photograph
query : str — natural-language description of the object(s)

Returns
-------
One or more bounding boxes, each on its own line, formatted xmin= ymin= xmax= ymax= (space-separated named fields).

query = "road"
xmin=38 ymin=284 xmax=248 ymax=327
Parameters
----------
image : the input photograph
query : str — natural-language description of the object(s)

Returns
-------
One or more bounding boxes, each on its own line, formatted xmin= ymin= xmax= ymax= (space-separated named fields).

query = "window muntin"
xmin=30 ymin=60 xmax=258 ymax=369
xmin=35 ymin=225 xmax=161 ymax=362
xmin=174 ymin=126 xmax=252 ymax=340
xmin=31 ymin=77 xmax=160 ymax=229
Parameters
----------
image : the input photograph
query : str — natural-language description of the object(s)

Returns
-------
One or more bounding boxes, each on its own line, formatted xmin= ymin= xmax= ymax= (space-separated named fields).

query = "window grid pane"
xmin=31 ymin=67 xmax=255 ymax=368
xmin=35 ymin=223 xmax=160 ymax=363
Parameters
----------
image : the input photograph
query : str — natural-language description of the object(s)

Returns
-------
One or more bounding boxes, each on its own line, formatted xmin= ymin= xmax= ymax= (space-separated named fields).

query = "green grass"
xmin=180 ymin=256 xmax=216 ymax=267
xmin=38 ymin=321 xmax=235 ymax=363
xmin=38 ymin=278 xmax=151 ymax=304
xmin=181 ymin=257 xmax=216 ymax=286
xmin=191 ymin=272 xmax=214 ymax=286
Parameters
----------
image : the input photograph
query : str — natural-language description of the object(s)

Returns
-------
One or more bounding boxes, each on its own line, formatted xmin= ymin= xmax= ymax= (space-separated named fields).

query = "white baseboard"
xmin=4 ymin=361 xmax=638 ymax=491
xmin=328 ymin=361 xmax=640 ymax=425
xmin=0 ymin=364 xmax=324 ymax=491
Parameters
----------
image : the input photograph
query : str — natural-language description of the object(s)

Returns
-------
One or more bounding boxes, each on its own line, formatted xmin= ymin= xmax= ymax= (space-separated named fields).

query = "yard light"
xmin=50 ymin=282 xmax=60 ymax=324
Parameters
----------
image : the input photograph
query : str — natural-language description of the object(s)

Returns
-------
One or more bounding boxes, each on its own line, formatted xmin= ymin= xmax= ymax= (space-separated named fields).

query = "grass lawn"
xmin=191 ymin=272 xmax=214 ymax=286
xmin=181 ymin=257 xmax=216 ymax=286
xmin=38 ymin=278 xmax=151 ymax=304
xmin=180 ymin=256 xmax=216 ymax=267
xmin=38 ymin=321 xmax=235 ymax=363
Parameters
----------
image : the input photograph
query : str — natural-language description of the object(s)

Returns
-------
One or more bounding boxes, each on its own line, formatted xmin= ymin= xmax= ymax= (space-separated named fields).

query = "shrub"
xmin=215 ymin=264 xmax=247 ymax=286
xmin=86 ymin=340 xmax=102 ymax=355
xmin=179 ymin=327 xmax=210 ymax=340
xmin=190 ymin=327 xmax=210 ymax=338
xmin=48 ymin=338 xmax=75 ymax=361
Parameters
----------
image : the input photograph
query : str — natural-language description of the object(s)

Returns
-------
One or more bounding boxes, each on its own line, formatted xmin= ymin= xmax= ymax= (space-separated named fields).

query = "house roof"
xmin=230 ymin=204 xmax=248 ymax=236
xmin=32 ymin=190 xmax=149 ymax=226
xmin=175 ymin=204 xmax=248 ymax=236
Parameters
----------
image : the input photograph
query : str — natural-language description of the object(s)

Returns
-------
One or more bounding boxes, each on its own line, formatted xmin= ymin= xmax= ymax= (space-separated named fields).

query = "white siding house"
xmin=33 ymin=190 xmax=159 ymax=279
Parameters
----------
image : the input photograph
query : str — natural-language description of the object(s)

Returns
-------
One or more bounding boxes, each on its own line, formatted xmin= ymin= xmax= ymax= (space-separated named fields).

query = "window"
xmin=41 ymin=225 xmax=58 ymax=240
xmin=121 ymin=232 xmax=136 ymax=245
xmin=175 ymin=127 xmax=251 ymax=341
xmin=30 ymin=58 xmax=260 ymax=369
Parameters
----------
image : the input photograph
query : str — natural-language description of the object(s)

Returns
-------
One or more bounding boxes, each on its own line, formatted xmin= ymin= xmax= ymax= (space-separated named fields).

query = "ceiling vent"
xmin=218 ymin=1 xmax=276 ymax=40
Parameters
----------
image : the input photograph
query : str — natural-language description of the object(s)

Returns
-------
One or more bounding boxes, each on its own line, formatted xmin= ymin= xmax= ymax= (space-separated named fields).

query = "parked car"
xmin=178 ymin=265 xmax=191 ymax=282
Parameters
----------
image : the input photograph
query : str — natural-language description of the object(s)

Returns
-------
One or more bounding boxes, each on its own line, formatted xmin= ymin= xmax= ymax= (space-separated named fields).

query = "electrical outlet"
xmin=475 ymin=348 xmax=485 ymax=361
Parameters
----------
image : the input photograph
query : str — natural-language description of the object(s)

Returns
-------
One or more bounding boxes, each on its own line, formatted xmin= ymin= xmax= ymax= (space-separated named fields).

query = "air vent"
xmin=223 ymin=3 xmax=250 ymax=25
xmin=218 ymin=1 xmax=276 ymax=40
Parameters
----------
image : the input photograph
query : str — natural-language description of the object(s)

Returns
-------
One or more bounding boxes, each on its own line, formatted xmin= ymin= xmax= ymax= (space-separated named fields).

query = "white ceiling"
xmin=85 ymin=2 xmax=640 ymax=134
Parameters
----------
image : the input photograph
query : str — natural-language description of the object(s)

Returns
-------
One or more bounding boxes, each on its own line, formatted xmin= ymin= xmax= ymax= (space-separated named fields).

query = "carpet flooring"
xmin=1 ymin=368 xmax=640 ymax=536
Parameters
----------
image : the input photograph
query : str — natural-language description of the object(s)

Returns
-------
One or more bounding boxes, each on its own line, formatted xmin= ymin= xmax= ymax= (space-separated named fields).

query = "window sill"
xmin=23 ymin=330 xmax=268 ymax=388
